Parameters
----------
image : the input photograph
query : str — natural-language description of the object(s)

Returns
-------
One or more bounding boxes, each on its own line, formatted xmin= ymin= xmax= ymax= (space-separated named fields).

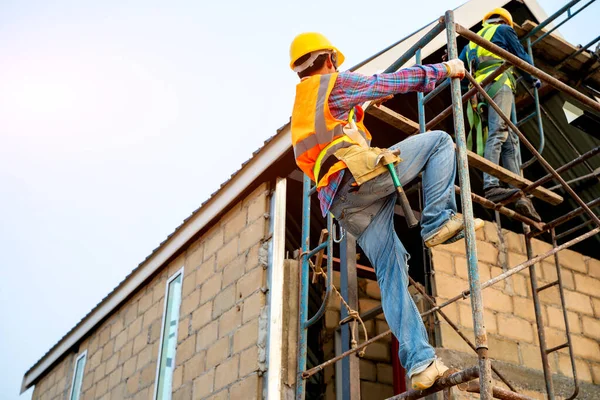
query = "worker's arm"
xmin=497 ymin=25 xmax=535 ymax=83
xmin=332 ymin=64 xmax=448 ymax=113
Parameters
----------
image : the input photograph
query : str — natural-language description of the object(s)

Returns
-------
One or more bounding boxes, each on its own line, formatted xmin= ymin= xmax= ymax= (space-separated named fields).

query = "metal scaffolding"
xmin=296 ymin=4 xmax=600 ymax=400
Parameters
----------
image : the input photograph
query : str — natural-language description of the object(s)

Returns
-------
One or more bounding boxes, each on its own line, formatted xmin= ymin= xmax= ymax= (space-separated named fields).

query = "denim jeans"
xmin=483 ymin=85 xmax=521 ymax=190
xmin=329 ymin=131 xmax=457 ymax=377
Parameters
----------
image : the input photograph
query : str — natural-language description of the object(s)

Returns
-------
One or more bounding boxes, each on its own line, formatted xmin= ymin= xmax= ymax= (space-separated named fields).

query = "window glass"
xmin=69 ymin=352 xmax=87 ymax=400
xmin=155 ymin=270 xmax=183 ymax=399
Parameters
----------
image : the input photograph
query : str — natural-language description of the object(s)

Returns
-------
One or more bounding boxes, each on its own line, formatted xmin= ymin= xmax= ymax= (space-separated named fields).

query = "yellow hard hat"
xmin=289 ymin=32 xmax=345 ymax=71
xmin=483 ymin=8 xmax=514 ymax=28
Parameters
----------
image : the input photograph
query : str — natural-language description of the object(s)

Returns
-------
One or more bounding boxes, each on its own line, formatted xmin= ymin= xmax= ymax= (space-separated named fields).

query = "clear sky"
xmin=1 ymin=0 xmax=597 ymax=398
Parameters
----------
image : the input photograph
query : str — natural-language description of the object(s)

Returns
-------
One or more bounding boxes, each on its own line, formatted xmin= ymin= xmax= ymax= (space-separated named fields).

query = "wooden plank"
xmin=462 ymin=145 xmax=564 ymax=205
xmin=366 ymin=104 xmax=420 ymax=135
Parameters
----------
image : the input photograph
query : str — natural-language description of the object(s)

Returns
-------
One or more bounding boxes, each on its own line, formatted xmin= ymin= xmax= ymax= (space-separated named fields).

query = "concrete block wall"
xmin=32 ymin=183 xmax=270 ymax=400
xmin=432 ymin=221 xmax=600 ymax=399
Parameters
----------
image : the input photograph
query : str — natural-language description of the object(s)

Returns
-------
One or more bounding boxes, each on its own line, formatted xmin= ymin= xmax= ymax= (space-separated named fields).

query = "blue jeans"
xmin=483 ymin=85 xmax=521 ymax=190
xmin=329 ymin=131 xmax=457 ymax=377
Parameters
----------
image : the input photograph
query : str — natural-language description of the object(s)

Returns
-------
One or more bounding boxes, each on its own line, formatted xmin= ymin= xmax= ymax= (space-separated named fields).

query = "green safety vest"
xmin=466 ymin=23 xmax=516 ymax=91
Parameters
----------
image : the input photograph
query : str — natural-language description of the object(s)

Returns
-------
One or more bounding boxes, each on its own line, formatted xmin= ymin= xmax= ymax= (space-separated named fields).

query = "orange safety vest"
xmin=291 ymin=73 xmax=372 ymax=189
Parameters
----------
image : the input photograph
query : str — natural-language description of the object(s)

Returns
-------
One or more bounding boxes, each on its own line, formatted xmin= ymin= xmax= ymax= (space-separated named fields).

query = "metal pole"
xmin=408 ymin=277 xmax=517 ymax=392
xmin=305 ymin=215 xmax=334 ymax=328
xmin=296 ymin=174 xmax=311 ymax=400
xmin=383 ymin=18 xmax=446 ymax=73
xmin=465 ymin=71 xmax=600 ymax=229
xmin=416 ymin=48 xmax=426 ymax=133
xmin=456 ymin=25 xmax=600 ymax=112
xmin=421 ymin=228 xmax=600 ymax=318
xmin=520 ymin=0 xmax=583 ymax=42
xmin=302 ymin=228 xmax=600 ymax=380
xmin=340 ymin=233 xmax=360 ymax=400
xmin=531 ymin=0 xmax=596 ymax=46
xmin=550 ymin=229 xmax=579 ymax=400
xmin=523 ymin=225 xmax=555 ymax=399
xmin=521 ymin=38 xmax=544 ymax=170
xmin=387 ymin=367 xmax=480 ymax=400
xmin=534 ymin=197 xmax=600 ymax=236
xmin=445 ymin=10 xmax=493 ymax=400
xmin=556 ymin=34 xmax=600 ymax=70
xmin=506 ymin=146 xmax=600 ymax=202
xmin=423 ymin=78 xmax=450 ymax=104
xmin=425 ymin=64 xmax=511 ymax=131
xmin=547 ymin=168 xmax=600 ymax=191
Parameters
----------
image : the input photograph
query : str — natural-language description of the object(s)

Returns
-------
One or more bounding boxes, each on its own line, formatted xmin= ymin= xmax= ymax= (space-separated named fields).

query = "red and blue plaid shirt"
xmin=317 ymin=63 xmax=448 ymax=217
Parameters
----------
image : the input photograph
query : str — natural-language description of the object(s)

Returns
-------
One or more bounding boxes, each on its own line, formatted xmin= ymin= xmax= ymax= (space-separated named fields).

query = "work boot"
xmin=411 ymin=359 xmax=449 ymax=390
xmin=424 ymin=215 xmax=484 ymax=248
xmin=515 ymin=197 xmax=542 ymax=222
xmin=484 ymin=187 xmax=521 ymax=203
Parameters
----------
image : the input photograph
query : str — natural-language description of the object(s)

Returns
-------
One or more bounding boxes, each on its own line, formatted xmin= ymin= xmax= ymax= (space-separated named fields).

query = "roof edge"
xmin=21 ymin=124 xmax=291 ymax=392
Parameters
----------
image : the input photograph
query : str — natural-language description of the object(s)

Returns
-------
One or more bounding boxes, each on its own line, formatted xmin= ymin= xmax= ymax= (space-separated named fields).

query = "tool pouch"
xmin=334 ymin=145 xmax=402 ymax=186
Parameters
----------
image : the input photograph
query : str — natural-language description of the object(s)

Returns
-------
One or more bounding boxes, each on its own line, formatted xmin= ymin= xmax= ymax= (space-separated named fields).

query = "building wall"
xmin=432 ymin=221 xmax=600 ymax=399
xmin=32 ymin=183 xmax=270 ymax=400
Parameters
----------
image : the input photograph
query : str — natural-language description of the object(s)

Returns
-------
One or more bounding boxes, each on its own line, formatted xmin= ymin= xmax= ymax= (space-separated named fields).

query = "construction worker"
xmin=459 ymin=8 xmax=542 ymax=221
xmin=289 ymin=32 xmax=485 ymax=390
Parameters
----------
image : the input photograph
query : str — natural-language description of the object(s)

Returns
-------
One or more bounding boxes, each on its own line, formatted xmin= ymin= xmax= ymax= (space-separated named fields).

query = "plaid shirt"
xmin=317 ymin=63 xmax=448 ymax=217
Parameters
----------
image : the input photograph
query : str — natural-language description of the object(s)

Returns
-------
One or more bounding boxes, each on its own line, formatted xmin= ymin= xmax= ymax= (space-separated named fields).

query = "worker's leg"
xmin=330 ymin=193 xmax=436 ymax=377
xmin=353 ymin=130 xmax=458 ymax=240
xmin=483 ymin=85 xmax=517 ymax=190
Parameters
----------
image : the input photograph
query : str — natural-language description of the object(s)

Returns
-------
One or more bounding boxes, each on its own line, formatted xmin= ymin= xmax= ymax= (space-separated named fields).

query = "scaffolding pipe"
xmin=508 ymin=146 xmax=600 ymax=202
xmin=296 ymin=175 xmax=312 ymax=400
xmin=520 ymin=0 xmax=583 ymax=42
xmin=521 ymin=38 xmax=544 ymax=169
xmin=416 ymin=48 xmax=426 ymax=132
xmin=387 ymin=367 xmax=480 ymax=400
xmin=408 ymin=277 xmax=517 ymax=392
xmin=531 ymin=0 xmax=596 ymax=47
xmin=456 ymin=25 xmax=600 ymax=113
xmin=523 ymin=225 xmax=555 ymax=399
xmin=551 ymin=228 xmax=580 ymax=400
xmin=425 ymin=64 xmax=510 ymax=130
xmin=423 ymin=78 xmax=450 ymax=104
xmin=421 ymin=227 xmax=600 ymax=318
xmin=556 ymin=219 xmax=595 ymax=240
xmin=556 ymin=34 xmax=600 ymax=70
xmin=302 ymin=228 xmax=600 ymax=380
xmin=464 ymin=71 xmax=600 ymax=229
xmin=547 ymin=168 xmax=600 ymax=190
xmin=383 ymin=18 xmax=446 ymax=73
xmin=458 ymin=381 xmax=536 ymax=400
xmin=534 ymin=197 xmax=600 ymax=236
xmin=446 ymin=11 xmax=493 ymax=399
xmin=305 ymin=215 xmax=334 ymax=328
xmin=455 ymin=186 xmax=544 ymax=230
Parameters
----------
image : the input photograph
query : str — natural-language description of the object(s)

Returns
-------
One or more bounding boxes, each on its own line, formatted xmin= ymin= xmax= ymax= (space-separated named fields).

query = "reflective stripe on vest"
xmin=467 ymin=23 xmax=514 ymax=89
xmin=291 ymin=73 xmax=371 ymax=188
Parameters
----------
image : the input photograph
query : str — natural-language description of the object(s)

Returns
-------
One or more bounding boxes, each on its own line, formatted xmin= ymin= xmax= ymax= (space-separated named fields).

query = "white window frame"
xmin=68 ymin=350 xmax=87 ymax=400
xmin=153 ymin=266 xmax=185 ymax=400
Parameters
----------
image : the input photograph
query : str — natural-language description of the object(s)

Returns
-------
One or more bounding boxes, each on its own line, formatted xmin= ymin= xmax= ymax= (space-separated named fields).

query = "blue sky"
xmin=1 ymin=0 xmax=597 ymax=398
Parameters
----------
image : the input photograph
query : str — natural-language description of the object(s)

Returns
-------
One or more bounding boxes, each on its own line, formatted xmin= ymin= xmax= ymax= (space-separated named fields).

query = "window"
xmin=154 ymin=268 xmax=184 ymax=400
xmin=69 ymin=351 xmax=87 ymax=400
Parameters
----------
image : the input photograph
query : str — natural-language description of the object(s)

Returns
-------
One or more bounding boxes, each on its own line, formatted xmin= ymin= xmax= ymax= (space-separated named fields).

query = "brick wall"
xmin=32 ymin=183 xmax=270 ymax=400
xmin=432 ymin=221 xmax=600 ymax=399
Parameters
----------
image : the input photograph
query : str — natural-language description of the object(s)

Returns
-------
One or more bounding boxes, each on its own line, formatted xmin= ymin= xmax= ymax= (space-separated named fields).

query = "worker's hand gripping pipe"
xmin=386 ymin=164 xmax=419 ymax=227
